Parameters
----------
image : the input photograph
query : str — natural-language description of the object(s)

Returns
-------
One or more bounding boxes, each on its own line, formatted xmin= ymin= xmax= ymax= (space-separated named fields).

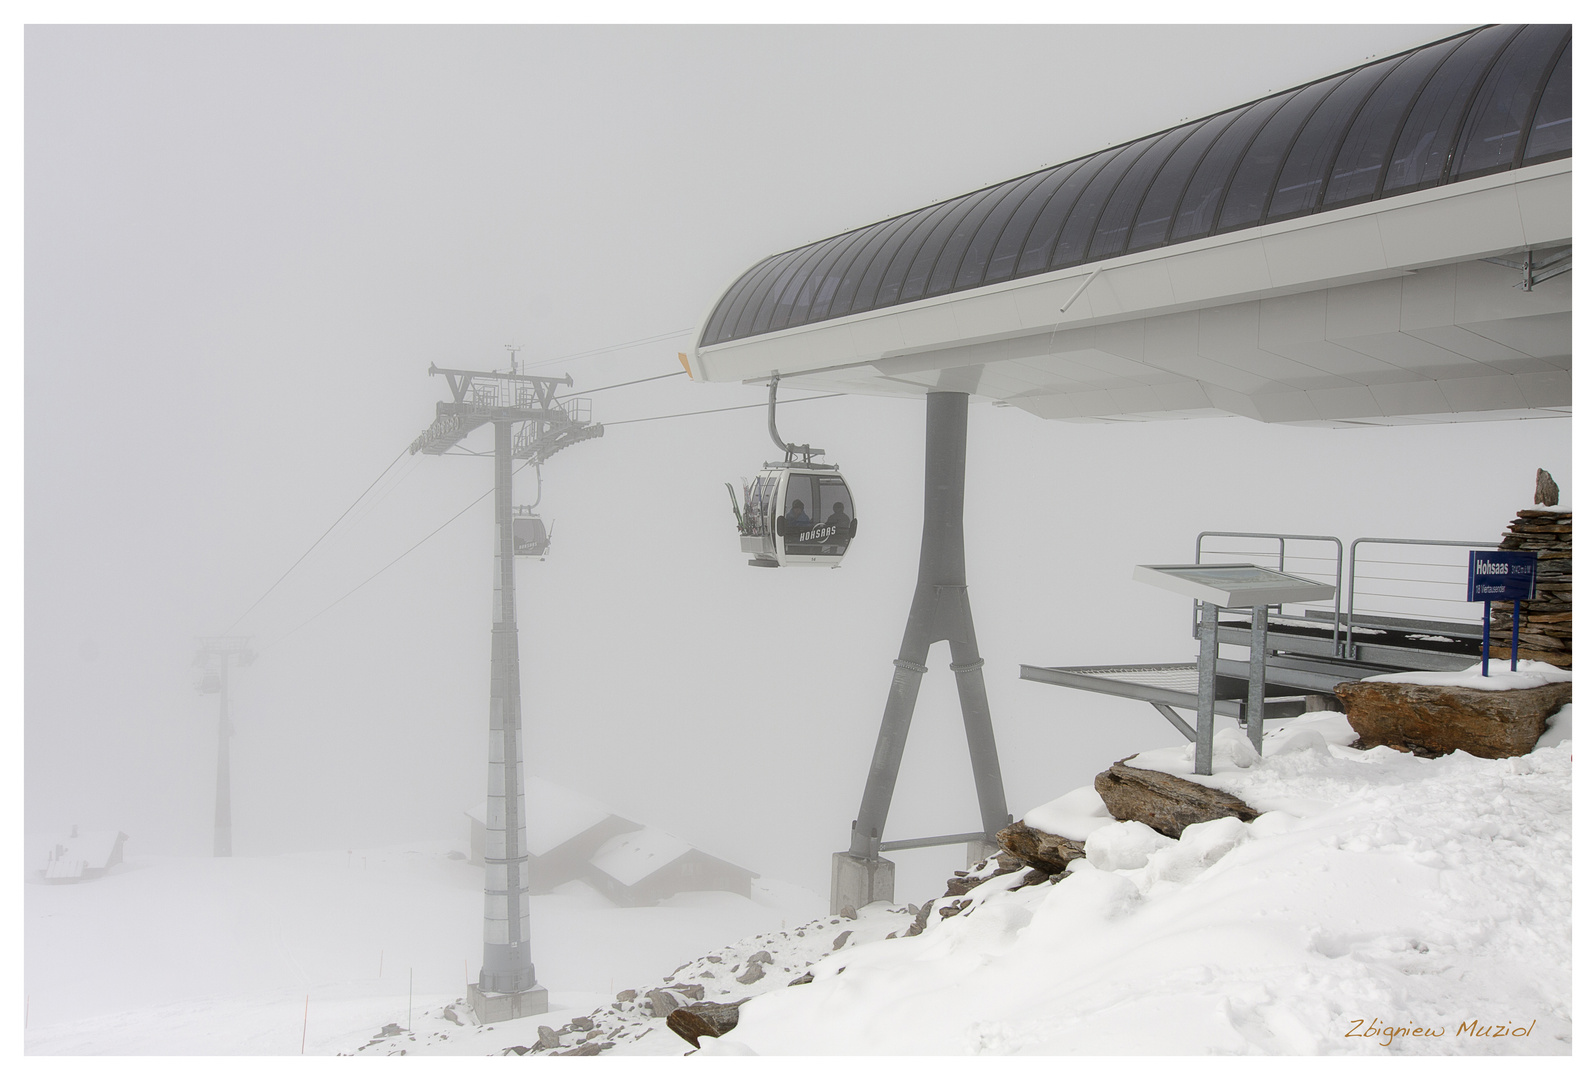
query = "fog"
xmin=25 ymin=24 xmax=1569 ymax=905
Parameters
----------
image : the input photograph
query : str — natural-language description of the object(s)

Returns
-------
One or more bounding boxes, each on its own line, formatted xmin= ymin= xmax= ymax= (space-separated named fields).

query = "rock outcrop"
xmin=995 ymin=821 xmax=1087 ymax=874
xmin=666 ymin=1000 xmax=747 ymax=1048
xmin=1334 ymin=679 xmax=1569 ymax=758
xmin=1492 ymin=506 xmax=1572 ymax=666
xmin=644 ymin=989 xmax=681 ymax=1017
xmin=1094 ymin=759 xmax=1260 ymax=839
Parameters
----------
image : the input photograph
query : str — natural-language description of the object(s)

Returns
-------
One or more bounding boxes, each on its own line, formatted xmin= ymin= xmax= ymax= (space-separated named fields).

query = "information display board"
xmin=1466 ymin=550 xmax=1537 ymax=602
xmin=1132 ymin=563 xmax=1336 ymax=608
xmin=1467 ymin=549 xmax=1538 ymax=672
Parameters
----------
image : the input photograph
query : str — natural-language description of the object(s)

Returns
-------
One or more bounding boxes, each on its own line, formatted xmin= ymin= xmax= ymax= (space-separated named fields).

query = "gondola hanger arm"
xmin=768 ymin=372 xmax=824 ymax=464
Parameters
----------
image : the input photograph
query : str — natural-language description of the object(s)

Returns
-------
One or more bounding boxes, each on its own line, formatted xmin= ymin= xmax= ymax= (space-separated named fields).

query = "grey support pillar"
xmin=832 ymin=392 xmax=1010 ymax=914
xmin=1195 ymin=601 xmax=1218 ymax=776
xmin=1246 ymin=605 xmax=1267 ymax=753
xmin=469 ymin=421 xmax=548 ymax=1022
xmin=213 ymin=660 xmax=231 ymax=858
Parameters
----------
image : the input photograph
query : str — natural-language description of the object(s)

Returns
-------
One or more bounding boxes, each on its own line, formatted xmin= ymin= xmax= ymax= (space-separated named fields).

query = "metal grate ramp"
xmin=1019 ymin=662 xmax=1308 ymax=721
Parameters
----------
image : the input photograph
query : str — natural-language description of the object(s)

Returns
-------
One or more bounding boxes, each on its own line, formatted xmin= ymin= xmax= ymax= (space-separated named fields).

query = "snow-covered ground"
xmin=716 ymin=710 xmax=1573 ymax=1055
xmin=26 ymin=707 xmax=1574 ymax=1058
xmin=23 ymin=842 xmax=824 ymax=1055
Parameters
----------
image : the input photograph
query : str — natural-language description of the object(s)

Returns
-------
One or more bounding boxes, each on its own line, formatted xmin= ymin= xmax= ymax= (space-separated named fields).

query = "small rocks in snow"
xmin=569 ymin=1016 xmax=594 ymax=1031
xmin=554 ymin=1042 xmax=607 ymax=1056
xmin=645 ymin=989 xmax=681 ymax=1017
xmin=838 ymin=905 xmax=858 ymax=920
xmin=535 ymin=1026 xmax=562 ymax=1050
xmin=832 ymin=929 xmax=852 ymax=950
xmin=735 ymin=960 xmax=766 ymax=984
xmin=939 ymin=898 xmax=972 ymax=919
xmin=788 ymin=972 xmax=814 ymax=986
xmin=747 ymin=950 xmax=772 ymax=964
xmin=667 ymin=983 xmax=705 ymax=1000
xmin=615 ymin=989 xmax=636 ymax=1002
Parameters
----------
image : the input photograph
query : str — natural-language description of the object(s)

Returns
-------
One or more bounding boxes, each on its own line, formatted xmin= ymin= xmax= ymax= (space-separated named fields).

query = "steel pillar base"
xmin=830 ymin=851 xmax=894 ymax=914
xmin=467 ymin=982 xmax=549 ymax=1023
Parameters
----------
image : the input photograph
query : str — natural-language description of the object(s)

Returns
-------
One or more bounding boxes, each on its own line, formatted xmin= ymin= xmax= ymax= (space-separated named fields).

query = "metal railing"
xmin=1194 ymin=531 xmax=1344 ymax=654
xmin=1344 ymin=537 xmax=1498 ymax=651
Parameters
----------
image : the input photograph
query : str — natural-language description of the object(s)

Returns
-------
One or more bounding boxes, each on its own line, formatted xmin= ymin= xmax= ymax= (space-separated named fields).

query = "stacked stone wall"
xmin=1491 ymin=508 xmax=1571 ymax=666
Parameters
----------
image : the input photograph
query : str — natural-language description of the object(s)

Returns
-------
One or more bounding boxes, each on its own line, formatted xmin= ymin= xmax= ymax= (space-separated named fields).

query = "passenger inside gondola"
xmin=787 ymin=499 xmax=811 ymax=530
xmin=825 ymin=501 xmax=849 ymax=531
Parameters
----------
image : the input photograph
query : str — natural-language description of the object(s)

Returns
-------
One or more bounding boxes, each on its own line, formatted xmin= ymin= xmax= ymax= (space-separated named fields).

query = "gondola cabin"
xmin=512 ymin=512 xmax=551 ymax=559
xmin=731 ymin=464 xmax=856 ymax=568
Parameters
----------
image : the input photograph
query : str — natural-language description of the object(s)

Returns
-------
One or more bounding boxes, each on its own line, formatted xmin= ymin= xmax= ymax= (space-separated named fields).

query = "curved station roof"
xmin=690 ymin=25 xmax=1572 ymax=427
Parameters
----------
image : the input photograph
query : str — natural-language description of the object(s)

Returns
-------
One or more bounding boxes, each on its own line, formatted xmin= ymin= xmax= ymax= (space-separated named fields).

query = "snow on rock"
xmin=1082 ymin=819 xmax=1172 ymax=872
xmin=1360 ymin=659 xmax=1570 ymax=691
xmin=1020 ymin=783 xmax=1113 ymax=841
xmin=1537 ymin=704 xmax=1572 ymax=749
xmin=719 ymin=711 xmax=1572 ymax=1054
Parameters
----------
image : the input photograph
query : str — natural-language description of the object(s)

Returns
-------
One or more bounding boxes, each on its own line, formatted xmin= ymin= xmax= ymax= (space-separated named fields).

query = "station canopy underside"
xmin=691 ymin=24 xmax=1572 ymax=428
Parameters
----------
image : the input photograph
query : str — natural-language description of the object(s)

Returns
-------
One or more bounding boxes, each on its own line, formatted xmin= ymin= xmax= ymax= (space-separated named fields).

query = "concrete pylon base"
xmin=965 ymin=838 xmax=1000 ymax=867
xmin=468 ymin=982 xmax=549 ymax=1023
xmin=830 ymin=851 xmax=895 ymax=914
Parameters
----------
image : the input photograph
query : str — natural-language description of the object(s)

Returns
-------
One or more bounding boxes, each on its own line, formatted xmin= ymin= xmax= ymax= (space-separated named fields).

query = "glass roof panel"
xmin=1217 ymin=76 xmax=1346 ymax=232
xmin=769 ymin=232 xmax=858 ymax=332
xmin=901 ymin=190 xmax=992 ymax=302
xmin=1016 ymin=147 xmax=1124 ymax=275
xmin=817 ymin=216 xmax=911 ymax=321
xmin=1522 ymin=38 xmax=1571 ymax=162
xmin=870 ymin=201 xmax=964 ymax=309
xmin=1321 ymin=35 xmax=1465 ymax=210
xmin=1053 ymin=135 xmax=1160 ymax=268
xmin=1383 ymin=24 xmax=1521 ymax=195
xmin=1266 ymin=55 xmax=1403 ymax=222
xmin=727 ymin=248 xmax=808 ymax=341
xmin=1169 ymin=94 xmax=1289 ymax=243
xmin=1126 ymin=107 xmax=1244 ymax=252
xmin=1453 ymin=25 xmax=1568 ymax=179
xmin=926 ymin=179 xmax=1024 ymax=296
xmin=746 ymin=247 xmax=824 ymax=336
xmin=848 ymin=205 xmax=942 ymax=313
xmin=982 ymin=160 xmax=1084 ymax=282
xmin=954 ymin=170 xmax=1054 ymax=289
xmin=1088 ymin=122 xmax=1200 ymax=261
xmin=704 ymin=253 xmax=778 ymax=343
xmin=797 ymin=225 xmax=881 ymax=325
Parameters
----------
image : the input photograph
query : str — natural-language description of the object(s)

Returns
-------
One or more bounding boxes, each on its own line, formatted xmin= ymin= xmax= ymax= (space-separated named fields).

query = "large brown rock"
xmin=1093 ymin=759 xmax=1259 ymax=839
xmin=1334 ymin=679 xmax=1570 ymax=758
xmin=996 ymin=821 xmax=1087 ymax=874
xmin=667 ymin=1001 xmax=746 ymax=1048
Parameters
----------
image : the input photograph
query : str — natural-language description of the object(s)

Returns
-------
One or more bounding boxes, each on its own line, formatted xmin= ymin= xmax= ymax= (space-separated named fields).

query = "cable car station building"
xmin=686 ymin=25 xmax=1571 ymax=913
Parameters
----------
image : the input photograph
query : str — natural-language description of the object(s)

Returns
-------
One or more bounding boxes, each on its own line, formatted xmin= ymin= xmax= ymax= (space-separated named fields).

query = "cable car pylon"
xmin=831 ymin=391 xmax=1009 ymax=914
xmin=410 ymin=354 xmax=603 ymax=1023
xmin=192 ymin=637 xmax=256 ymax=858
xmin=728 ymin=373 xmax=857 ymax=568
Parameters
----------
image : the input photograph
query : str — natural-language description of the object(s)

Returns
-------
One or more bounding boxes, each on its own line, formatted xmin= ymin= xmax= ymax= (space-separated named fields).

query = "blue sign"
xmin=1467 ymin=550 xmax=1537 ymax=603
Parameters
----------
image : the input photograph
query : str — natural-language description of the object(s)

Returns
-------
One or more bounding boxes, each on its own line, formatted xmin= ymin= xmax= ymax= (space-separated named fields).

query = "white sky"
xmin=21 ymin=17 xmax=1578 ymax=904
